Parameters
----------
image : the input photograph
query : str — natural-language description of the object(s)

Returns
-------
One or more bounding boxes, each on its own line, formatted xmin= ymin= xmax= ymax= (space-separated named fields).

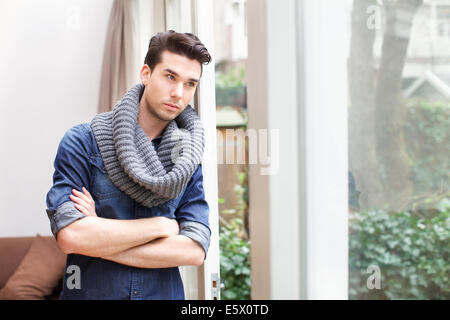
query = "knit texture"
xmin=90 ymin=83 xmax=205 ymax=208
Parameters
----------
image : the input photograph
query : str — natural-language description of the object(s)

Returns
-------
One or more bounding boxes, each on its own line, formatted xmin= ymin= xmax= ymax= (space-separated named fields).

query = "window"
xmin=347 ymin=0 xmax=449 ymax=299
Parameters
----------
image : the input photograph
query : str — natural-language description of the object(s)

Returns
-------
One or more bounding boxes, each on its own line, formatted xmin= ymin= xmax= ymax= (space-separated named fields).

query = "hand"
xmin=70 ymin=187 xmax=98 ymax=217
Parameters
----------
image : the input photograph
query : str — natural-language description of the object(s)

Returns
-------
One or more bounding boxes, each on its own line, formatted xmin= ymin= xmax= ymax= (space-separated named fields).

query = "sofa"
xmin=0 ymin=235 xmax=66 ymax=300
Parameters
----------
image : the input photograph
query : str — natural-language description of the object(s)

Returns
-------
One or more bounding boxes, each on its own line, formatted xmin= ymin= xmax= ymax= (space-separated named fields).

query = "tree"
xmin=348 ymin=0 xmax=424 ymax=211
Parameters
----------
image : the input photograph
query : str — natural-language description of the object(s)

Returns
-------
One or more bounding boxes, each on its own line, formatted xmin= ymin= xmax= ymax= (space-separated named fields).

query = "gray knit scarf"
xmin=90 ymin=83 xmax=205 ymax=208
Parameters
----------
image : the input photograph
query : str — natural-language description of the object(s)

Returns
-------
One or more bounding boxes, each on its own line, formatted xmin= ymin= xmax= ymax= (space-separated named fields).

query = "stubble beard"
xmin=147 ymin=102 xmax=180 ymax=122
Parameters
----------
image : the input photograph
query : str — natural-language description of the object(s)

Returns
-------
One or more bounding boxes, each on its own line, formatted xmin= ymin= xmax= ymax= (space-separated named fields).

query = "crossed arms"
xmin=56 ymin=188 xmax=205 ymax=268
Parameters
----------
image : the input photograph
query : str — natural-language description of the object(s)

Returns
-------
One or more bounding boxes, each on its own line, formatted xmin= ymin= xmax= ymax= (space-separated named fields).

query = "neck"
xmin=138 ymin=101 xmax=169 ymax=141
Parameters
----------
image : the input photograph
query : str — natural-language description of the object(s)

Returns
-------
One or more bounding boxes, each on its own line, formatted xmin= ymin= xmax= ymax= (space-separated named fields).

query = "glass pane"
xmin=165 ymin=0 xmax=193 ymax=32
xmin=348 ymin=0 xmax=450 ymax=299
xmin=213 ymin=0 xmax=251 ymax=300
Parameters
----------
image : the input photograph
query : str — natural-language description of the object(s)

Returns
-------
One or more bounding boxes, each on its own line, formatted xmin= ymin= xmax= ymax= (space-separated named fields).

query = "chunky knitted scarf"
xmin=90 ymin=83 xmax=205 ymax=208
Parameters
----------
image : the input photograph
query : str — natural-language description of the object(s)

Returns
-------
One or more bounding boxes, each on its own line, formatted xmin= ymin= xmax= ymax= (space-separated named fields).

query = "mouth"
xmin=163 ymin=103 xmax=180 ymax=111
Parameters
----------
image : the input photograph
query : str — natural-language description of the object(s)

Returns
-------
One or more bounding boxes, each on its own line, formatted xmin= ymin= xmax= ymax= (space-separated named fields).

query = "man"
xmin=45 ymin=30 xmax=212 ymax=300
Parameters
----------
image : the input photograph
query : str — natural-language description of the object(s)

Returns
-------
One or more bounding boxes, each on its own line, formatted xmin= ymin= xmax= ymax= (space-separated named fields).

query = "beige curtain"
xmin=98 ymin=0 xmax=140 ymax=113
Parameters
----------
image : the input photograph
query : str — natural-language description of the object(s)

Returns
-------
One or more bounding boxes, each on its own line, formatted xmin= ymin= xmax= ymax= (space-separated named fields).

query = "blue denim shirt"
xmin=45 ymin=123 xmax=211 ymax=300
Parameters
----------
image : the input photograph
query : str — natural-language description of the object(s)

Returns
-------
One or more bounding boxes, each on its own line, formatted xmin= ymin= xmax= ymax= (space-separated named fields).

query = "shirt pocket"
xmin=89 ymin=155 xmax=123 ymax=200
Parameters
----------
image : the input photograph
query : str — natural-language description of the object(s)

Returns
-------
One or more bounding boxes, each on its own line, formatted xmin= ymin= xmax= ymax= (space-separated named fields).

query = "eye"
xmin=186 ymin=82 xmax=196 ymax=87
xmin=167 ymin=74 xmax=175 ymax=80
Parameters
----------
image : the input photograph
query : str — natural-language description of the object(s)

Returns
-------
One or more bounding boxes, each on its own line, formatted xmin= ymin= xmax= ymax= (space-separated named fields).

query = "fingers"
xmin=72 ymin=188 xmax=93 ymax=204
xmin=70 ymin=195 xmax=93 ymax=217
xmin=82 ymin=187 xmax=93 ymax=200
xmin=69 ymin=193 xmax=91 ymax=210
xmin=74 ymin=203 xmax=89 ymax=216
xmin=71 ymin=188 xmax=95 ymax=216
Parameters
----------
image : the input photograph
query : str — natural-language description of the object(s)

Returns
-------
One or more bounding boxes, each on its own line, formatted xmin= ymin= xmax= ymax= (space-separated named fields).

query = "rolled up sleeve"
xmin=46 ymin=124 xmax=91 ymax=239
xmin=175 ymin=164 xmax=211 ymax=260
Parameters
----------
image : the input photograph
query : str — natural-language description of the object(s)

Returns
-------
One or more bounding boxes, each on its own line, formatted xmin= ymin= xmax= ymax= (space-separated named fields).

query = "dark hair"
xmin=144 ymin=30 xmax=211 ymax=75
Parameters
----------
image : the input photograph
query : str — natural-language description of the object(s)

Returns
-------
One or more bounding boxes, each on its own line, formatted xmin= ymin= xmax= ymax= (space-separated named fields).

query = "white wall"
xmin=0 ymin=0 xmax=114 ymax=237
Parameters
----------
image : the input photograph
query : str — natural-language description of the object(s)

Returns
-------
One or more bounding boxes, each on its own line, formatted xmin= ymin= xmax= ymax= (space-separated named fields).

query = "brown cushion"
xmin=0 ymin=237 xmax=33 ymax=288
xmin=0 ymin=234 xmax=67 ymax=300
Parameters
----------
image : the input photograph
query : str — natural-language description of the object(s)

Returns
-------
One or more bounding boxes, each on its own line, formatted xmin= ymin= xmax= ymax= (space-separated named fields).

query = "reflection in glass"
xmin=348 ymin=0 xmax=449 ymax=299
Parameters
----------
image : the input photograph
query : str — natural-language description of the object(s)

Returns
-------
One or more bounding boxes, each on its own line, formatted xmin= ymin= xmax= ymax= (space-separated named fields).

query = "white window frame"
xmin=247 ymin=0 xmax=349 ymax=299
xmin=155 ymin=0 xmax=220 ymax=300
xmin=191 ymin=0 xmax=220 ymax=301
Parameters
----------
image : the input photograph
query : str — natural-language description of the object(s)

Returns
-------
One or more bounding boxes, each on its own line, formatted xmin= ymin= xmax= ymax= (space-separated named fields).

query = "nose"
xmin=171 ymin=82 xmax=183 ymax=100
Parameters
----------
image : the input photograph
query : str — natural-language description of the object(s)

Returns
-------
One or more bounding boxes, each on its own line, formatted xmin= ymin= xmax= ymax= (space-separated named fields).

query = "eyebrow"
xmin=163 ymin=68 xmax=199 ymax=83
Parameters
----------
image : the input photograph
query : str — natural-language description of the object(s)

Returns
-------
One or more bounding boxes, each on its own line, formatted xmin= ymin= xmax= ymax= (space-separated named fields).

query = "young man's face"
xmin=140 ymin=50 xmax=202 ymax=122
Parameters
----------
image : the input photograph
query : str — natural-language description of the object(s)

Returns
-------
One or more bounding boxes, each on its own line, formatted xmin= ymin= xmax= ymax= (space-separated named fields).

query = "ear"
xmin=140 ymin=64 xmax=151 ymax=85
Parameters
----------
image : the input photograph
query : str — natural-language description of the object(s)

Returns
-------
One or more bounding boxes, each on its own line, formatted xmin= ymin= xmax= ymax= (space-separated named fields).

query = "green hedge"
xmin=219 ymin=218 xmax=251 ymax=300
xmin=217 ymin=101 xmax=448 ymax=300
xmin=405 ymin=101 xmax=449 ymax=193
xmin=347 ymin=101 xmax=449 ymax=299
xmin=349 ymin=197 xmax=450 ymax=299
xmin=215 ymin=65 xmax=247 ymax=108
